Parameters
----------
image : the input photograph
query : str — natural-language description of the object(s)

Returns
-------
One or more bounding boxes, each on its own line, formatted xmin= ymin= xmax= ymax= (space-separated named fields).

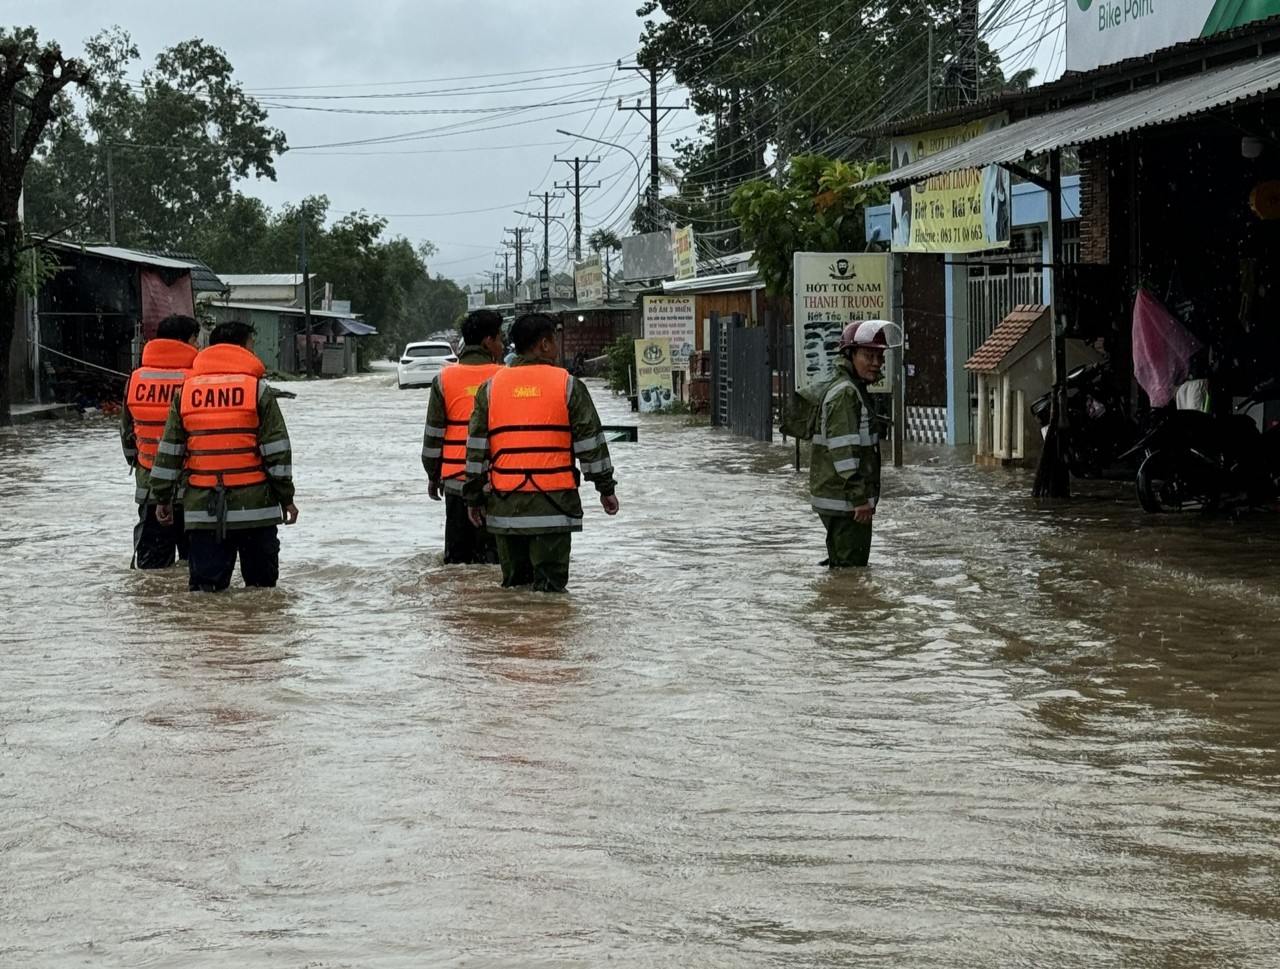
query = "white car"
xmin=397 ymin=341 xmax=458 ymax=389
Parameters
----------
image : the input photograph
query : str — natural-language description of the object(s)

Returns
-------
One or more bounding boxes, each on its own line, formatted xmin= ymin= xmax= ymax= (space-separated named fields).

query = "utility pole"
xmin=488 ymin=271 xmax=502 ymax=302
xmin=504 ymin=227 xmax=526 ymax=295
xmin=960 ymin=0 xmax=980 ymax=104
xmin=105 ymin=141 xmax=117 ymax=246
xmin=555 ymin=156 xmax=600 ymax=263
xmin=618 ymin=63 xmax=686 ymax=232
xmin=499 ymin=250 xmax=511 ymax=301
xmin=300 ymin=202 xmax=313 ymax=377
xmin=518 ymin=192 xmax=565 ymax=272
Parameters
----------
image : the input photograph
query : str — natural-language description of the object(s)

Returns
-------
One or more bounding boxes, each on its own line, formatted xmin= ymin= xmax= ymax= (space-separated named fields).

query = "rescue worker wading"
xmin=809 ymin=320 xmax=896 ymax=568
xmin=422 ymin=309 xmax=505 ymax=564
xmin=464 ymin=313 xmax=619 ymax=593
xmin=150 ymin=322 xmax=299 ymax=592
xmin=120 ymin=314 xmax=199 ymax=568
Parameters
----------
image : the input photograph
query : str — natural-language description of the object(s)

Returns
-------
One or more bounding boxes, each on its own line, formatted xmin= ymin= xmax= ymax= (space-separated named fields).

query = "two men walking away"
xmin=150 ymin=322 xmax=299 ymax=592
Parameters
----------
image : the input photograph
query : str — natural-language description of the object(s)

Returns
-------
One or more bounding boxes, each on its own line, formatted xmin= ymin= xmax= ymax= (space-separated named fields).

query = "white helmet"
xmin=839 ymin=320 xmax=903 ymax=351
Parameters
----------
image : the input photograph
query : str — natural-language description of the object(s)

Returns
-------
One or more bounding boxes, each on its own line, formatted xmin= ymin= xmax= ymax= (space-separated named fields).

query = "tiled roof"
xmin=965 ymin=304 xmax=1049 ymax=374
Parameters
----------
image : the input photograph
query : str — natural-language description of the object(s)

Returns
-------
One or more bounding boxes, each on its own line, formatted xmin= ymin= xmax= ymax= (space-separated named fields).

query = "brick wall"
xmin=1080 ymin=146 xmax=1111 ymax=265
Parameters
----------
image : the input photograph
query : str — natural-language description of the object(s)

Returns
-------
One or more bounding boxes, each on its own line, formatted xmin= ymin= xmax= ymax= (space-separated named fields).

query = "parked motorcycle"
xmin=1030 ymin=362 xmax=1142 ymax=479
xmin=1122 ymin=378 xmax=1280 ymax=513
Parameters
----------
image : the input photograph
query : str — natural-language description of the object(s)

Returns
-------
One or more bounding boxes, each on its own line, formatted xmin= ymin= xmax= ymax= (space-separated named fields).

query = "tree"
xmin=730 ymin=154 xmax=888 ymax=295
xmin=25 ymin=27 xmax=286 ymax=249
xmin=588 ymin=228 xmax=622 ymax=254
xmin=0 ymin=28 xmax=90 ymax=426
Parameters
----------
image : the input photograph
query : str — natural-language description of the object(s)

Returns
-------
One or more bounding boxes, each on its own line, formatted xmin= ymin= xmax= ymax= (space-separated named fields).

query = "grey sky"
xmin=16 ymin=1 xmax=1063 ymax=289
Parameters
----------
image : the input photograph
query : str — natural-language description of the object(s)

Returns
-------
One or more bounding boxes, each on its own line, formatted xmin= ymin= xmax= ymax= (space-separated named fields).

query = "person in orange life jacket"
xmin=464 ymin=313 xmax=619 ymax=593
xmin=422 ymin=308 xmax=505 ymax=564
xmin=120 ymin=314 xmax=200 ymax=569
xmin=150 ymin=322 xmax=299 ymax=592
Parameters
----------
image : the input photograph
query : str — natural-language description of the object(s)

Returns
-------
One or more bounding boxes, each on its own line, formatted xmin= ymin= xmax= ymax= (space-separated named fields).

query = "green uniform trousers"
xmin=820 ymin=514 xmax=873 ymax=568
xmin=494 ymin=532 xmax=573 ymax=592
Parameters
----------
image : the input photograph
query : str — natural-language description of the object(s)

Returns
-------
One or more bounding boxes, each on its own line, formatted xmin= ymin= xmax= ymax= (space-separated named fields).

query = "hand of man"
xmin=155 ymin=503 xmax=174 ymax=526
xmin=283 ymin=503 xmax=300 ymax=525
xmin=427 ymin=480 xmax=442 ymax=501
xmin=852 ymin=502 xmax=875 ymax=525
xmin=468 ymin=506 xmax=486 ymax=528
xmin=601 ymin=494 xmax=620 ymax=516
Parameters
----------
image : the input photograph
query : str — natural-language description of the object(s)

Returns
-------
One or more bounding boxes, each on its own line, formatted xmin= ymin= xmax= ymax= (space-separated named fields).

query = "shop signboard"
xmin=642 ymin=294 xmax=697 ymax=368
xmin=466 ymin=292 xmax=485 ymax=311
xmin=1067 ymin=0 xmax=1280 ymax=74
xmin=672 ymin=225 xmax=697 ymax=280
xmin=574 ymin=255 xmax=604 ymax=304
xmin=792 ymin=252 xmax=893 ymax=394
xmin=890 ymin=115 xmax=1010 ymax=254
xmin=634 ymin=338 xmax=675 ymax=412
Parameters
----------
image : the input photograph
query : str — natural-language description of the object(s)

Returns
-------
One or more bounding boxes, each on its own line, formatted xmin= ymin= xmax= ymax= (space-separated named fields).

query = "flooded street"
xmin=3 ymin=372 xmax=1280 ymax=968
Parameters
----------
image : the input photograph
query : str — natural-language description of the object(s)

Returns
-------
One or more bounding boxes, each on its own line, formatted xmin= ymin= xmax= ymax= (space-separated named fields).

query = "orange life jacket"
xmin=180 ymin=344 xmax=269 ymax=489
xmin=439 ymin=362 xmax=502 ymax=482
xmin=487 ymin=365 xmax=578 ymax=494
xmin=126 ymin=339 xmax=198 ymax=470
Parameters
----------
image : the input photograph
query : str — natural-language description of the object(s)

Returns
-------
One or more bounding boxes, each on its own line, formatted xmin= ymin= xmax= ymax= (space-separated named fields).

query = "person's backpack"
xmin=780 ymin=380 xmax=831 ymax=441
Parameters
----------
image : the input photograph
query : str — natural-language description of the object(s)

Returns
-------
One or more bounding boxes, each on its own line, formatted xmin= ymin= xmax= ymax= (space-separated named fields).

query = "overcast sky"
xmin=15 ymin=0 xmax=1064 ymax=289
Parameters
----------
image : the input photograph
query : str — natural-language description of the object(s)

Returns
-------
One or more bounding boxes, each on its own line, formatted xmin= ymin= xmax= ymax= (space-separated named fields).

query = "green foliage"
xmin=603 ymin=334 xmax=638 ymax=395
xmin=24 ymin=27 xmax=286 ymax=249
xmin=16 ymin=243 xmax=63 ymax=296
xmin=588 ymin=229 xmax=622 ymax=254
xmin=635 ymin=1 xmax=1018 ymax=245
xmin=731 ymin=154 xmax=888 ymax=296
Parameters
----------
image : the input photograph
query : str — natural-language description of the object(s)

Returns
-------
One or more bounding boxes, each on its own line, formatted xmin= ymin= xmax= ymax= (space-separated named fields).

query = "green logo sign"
xmin=1077 ymin=0 xmax=1092 ymax=9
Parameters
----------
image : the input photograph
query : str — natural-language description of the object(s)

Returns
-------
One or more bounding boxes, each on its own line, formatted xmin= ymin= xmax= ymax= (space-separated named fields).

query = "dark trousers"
xmin=820 ymin=514 xmax=873 ymax=568
xmin=187 ymin=526 xmax=280 ymax=592
xmin=444 ymin=493 xmax=499 ymax=565
xmin=494 ymin=532 xmax=572 ymax=593
xmin=134 ymin=503 xmax=188 ymax=569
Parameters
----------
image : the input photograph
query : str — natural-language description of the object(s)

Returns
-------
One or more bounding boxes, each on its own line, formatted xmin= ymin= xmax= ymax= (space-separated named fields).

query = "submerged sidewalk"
xmin=9 ymin=402 xmax=79 ymax=424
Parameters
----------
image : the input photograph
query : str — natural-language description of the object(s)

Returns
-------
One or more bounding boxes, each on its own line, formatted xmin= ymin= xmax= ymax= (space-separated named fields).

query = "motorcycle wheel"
xmin=1136 ymin=449 xmax=1220 ymax=513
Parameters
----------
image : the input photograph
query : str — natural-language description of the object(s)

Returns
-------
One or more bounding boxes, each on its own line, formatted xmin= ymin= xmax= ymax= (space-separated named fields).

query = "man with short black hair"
xmin=422 ymin=309 xmax=505 ymax=563
xmin=121 ymin=314 xmax=200 ymax=568
xmin=150 ymin=321 xmax=299 ymax=592
xmin=464 ymin=313 xmax=619 ymax=592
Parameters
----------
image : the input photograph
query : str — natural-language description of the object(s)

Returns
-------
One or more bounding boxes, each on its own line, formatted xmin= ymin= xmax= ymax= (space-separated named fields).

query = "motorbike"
xmin=1121 ymin=378 xmax=1280 ymax=513
xmin=1030 ymin=362 xmax=1142 ymax=480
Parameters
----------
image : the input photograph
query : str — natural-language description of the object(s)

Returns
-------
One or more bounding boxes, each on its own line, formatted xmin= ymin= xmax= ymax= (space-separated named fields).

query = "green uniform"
xmin=120 ymin=402 xmax=154 ymax=505
xmin=808 ymin=356 xmax=883 ymax=568
xmin=463 ymin=357 xmax=616 ymax=591
xmin=149 ymin=382 xmax=295 ymax=531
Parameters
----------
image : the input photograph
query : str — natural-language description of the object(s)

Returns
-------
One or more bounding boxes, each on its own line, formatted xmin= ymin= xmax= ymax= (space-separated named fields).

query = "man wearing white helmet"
xmin=808 ymin=320 xmax=897 ymax=568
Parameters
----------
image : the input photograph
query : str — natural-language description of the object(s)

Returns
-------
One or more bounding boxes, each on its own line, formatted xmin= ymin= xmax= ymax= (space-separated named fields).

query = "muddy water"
xmin=3 ymin=373 xmax=1280 ymax=968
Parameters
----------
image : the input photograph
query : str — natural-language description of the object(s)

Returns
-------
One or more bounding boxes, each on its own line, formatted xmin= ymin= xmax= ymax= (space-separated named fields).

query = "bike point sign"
xmin=1067 ymin=0 xmax=1280 ymax=73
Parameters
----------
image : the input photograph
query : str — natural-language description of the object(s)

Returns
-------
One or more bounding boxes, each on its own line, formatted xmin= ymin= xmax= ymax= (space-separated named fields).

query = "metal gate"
xmin=710 ymin=312 xmax=773 ymax=442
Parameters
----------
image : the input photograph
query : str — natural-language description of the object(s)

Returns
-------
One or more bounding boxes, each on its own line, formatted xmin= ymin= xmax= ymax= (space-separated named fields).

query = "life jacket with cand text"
xmin=179 ymin=343 xmax=269 ymax=490
xmin=126 ymin=339 xmax=198 ymax=470
xmin=485 ymin=365 xmax=578 ymax=494
xmin=439 ymin=362 xmax=503 ymax=483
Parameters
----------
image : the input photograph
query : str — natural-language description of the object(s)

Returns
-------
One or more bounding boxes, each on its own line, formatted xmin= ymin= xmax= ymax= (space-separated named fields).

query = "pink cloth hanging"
xmin=1132 ymin=288 xmax=1202 ymax=408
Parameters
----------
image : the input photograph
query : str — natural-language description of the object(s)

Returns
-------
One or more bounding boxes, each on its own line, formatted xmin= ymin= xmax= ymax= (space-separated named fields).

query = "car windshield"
xmin=406 ymin=345 xmax=453 ymax=358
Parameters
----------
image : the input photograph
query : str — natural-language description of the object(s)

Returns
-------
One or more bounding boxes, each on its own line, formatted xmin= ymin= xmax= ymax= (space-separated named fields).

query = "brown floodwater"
xmin=3 ymin=371 xmax=1280 ymax=967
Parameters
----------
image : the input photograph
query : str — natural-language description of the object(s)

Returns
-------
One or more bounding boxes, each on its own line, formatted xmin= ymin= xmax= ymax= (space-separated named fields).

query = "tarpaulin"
xmin=141 ymin=269 xmax=194 ymax=341
xmin=1132 ymin=288 xmax=1203 ymax=408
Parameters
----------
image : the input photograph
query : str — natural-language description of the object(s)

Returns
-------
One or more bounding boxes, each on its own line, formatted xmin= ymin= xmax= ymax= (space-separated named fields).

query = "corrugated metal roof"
xmin=219 ymin=274 xmax=315 ymax=286
xmin=203 ymin=299 xmax=360 ymax=320
xmin=867 ymin=52 xmax=1280 ymax=187
xmin=47 ymin=241 xmax=194 ymax=270
xmin=140 ymin=251 xmax=227 ymax=294
xmin=662 ymin=269 xmax=763 ymax=294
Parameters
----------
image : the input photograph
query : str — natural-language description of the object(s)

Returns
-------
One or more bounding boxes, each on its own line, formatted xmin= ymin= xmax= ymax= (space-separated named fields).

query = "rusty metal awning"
xmin=866 ymin=51 xmax=1280 ymax=187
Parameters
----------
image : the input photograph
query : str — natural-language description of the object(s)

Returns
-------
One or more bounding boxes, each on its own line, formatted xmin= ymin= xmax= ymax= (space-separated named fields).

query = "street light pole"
xmin=557 ymin=128 xmax=644 ymax=232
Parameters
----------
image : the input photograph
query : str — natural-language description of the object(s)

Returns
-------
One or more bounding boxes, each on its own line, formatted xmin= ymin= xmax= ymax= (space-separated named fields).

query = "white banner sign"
xmin=1067 ymin=0 xmax=1280 ymax=74
xmin=793 ymin=252 xmax=893 ymax=393
xmin=574 ymin=255 xmax=604 ymax=305
xmin=642 ymin=295 xmax=697 ymax=369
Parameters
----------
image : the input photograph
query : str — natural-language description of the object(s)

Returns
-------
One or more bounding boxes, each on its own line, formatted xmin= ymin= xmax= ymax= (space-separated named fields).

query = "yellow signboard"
xmin=672 ymin=225 xmax=697 ymax=280
xmin=890 ymin=116 xmax=1010 ymax=254
xmin=634 ymin=339 xmax=674 ymax=413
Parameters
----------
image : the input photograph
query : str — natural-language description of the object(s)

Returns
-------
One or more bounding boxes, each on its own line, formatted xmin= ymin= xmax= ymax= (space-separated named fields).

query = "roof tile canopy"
xmin=965 ymin=304 xmax=1049 ymax=374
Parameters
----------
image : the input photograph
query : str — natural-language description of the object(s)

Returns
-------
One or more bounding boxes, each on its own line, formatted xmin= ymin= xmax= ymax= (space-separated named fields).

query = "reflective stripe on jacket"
xmin=126 ymin=339 xmax=197 ymax=471
xmin=179 ymin=344 xmax=269 ymax=490
xmin=438 ymin=362 xmax=502 ymax=485
xmin=808 ymin=356 xmax=882 ymax=515
xmin=486 ymin=365 xmax=577 ymax=494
